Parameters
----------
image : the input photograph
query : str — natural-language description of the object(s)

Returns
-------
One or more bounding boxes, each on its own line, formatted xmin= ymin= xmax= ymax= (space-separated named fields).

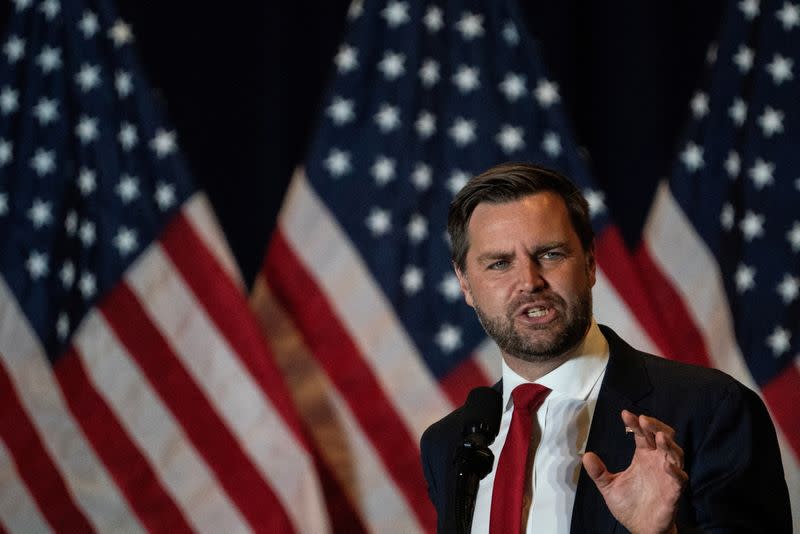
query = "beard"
xmin=474 ymin=288 xmax=593 ymax=363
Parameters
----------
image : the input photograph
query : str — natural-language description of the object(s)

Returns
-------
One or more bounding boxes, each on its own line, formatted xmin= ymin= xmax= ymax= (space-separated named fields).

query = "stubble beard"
xmin=474 ymin=289 xmax=593 ymax=363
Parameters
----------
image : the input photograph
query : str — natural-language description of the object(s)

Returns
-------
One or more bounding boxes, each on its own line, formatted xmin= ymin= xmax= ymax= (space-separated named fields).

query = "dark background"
xmin=2 ymin=0 xmax=729 ymax=287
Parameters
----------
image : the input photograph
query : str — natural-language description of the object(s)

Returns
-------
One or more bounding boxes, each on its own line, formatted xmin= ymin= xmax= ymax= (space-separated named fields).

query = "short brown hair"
xmin=448 ymin=162 xmax=594 ymax=271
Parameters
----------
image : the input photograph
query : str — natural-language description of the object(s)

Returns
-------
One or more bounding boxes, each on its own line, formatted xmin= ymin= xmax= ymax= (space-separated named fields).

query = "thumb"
xmin=582 ymin=451 xmax=613 ymax=489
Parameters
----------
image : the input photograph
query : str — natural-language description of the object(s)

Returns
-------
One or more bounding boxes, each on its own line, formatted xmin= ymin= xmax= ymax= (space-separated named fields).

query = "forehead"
xmin=466 ymin=192 xmax=575 ymax=250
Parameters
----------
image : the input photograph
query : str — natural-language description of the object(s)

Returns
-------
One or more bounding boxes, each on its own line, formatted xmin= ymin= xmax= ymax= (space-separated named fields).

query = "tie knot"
xmin=511 ymin=383 xmax=550 ymax=413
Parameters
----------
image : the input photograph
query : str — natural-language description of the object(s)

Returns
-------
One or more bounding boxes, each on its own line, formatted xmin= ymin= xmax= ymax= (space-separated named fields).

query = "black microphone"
xmin=453 ymin=387 xmax=502 ymax=534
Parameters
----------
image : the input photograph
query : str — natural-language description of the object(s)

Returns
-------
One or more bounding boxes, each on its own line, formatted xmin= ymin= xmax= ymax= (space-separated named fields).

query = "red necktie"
xmin=489 ymin=383 xmax=550 ymax=534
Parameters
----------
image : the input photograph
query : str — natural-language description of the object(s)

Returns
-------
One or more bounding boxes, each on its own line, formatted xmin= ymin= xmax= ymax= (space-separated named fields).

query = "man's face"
xmin=455 ymin=192 xmax=596 ymax=362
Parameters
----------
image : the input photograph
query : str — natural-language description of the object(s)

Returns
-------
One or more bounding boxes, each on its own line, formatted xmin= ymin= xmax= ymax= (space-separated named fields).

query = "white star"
xmin=534 ymin=78 xmax=560 ymax=107
xmin=758 ymin=106 xmax=783 ymax=137
xmin=381 ymin=1 xmax=409 ymax=27
xmin=116 ymin=174 xmax=140 ymax=203
xmin=502 ymin=21 xmax=520 ymax=46
xmin=407 ymin=213 xmax=428 ymax=243
xmin=439 ymin=274 xmax=462 ymax=302
xmin=3 ymin=35 xmax=25 ymax=63
xmin=327 ymin=96 xmax=356 ymax=125
xmin=150 ymin=129 xmax=177 ymax=157
xmin=724 ymin=150 xmax=740 ymax=177
xmin=766 ymin=326 xmax=791 ymax=357
xmin=79 ymin=220 xmax=96 ymax=246
xmin=155 ymin=181 xmax=176 ymax=210
xmin=542 ymin=131 xmax=562 ymax=157
xmin=378 ymin=51 xmax=406 ymax=80
xmin=415 ymin=111 xmax=436 ymax=139
xmin=78 ymin=10 xmax=99 ymax=38
xmin=33 ymin=97 xmax=59 ymax=125
xmin=26 ymin=251 xmax=48 ymax=279
xmin=56 ymin=312 xmax=69 ymax=341
xmin=449 ymin=117 xmax=477 ymax=147
xmin=401 ymin=265 xmax=424 ymax=295
xmin=419 ymin=58 xmax=440 ymax=88
xmin=496 ymin=124 xmax=525 ymax=154
xmin=733 ymin=45 xmax=754 ymax=72
xmin=113 ymin=227 xmax=138 ymax=256
xmin=776 ymin=2 xmax=800 ymax=30
xmin=78 ymin=167 xmax=96 ymax=195
xmin=39 ymin=0 xmax=59 ymax=19
xmin=411 ymin=162 xmax=432 ymax=190
xmin=498 ymin=72 xmax=527 ymax=102
xmin=75 ymin=63 xmax=101 ymax=92
xmin=371 ymin=156 xmax=396 ymax=186
xmin=347 ymin=0 xmax=363 ymax=19
xmin=777 ymin=273 xmax=800 ymax=304
xmin=456 ymin=12 xmax=484 ymax=40
xmin=0 ymin=86 xmax=19 ymax=114
xmin=0 ymin=138 xmax=12 ymax=166
xmin=36 ymin=45 xmax=62 ymax=73
xmin=739 ymin=210 xmax=765 ymax=240
xmin=423 ymin=6 xmax=444 ymax=32
xmin=323 ymin=148 xmax=352 ymax=177
xmin=584 ymin=189 xmax=607 ymax=217
xmin=12 ymin=0 xmax=33 ymax=11
xmin=765 ymin=54 xmax=793 ymax=84
xmin=334 ymin=44 xmax=358 ymax=73
xmin=435 ymin=323 xmax=462 ymax=353
xmin=374 ymin=103 xmax=401 ymax=132
xmin=739 ymin=0 xmax=760 ymax=19
xmin=78 ymin=272 xmax=96 ymax=299
xmin=788 ymin=221 xmax=800 ymax=252
xmin=30 ymin=148 xmax=55 ymax=176
xmin=447 ymin=169 xmax=469 ymax=196
xmin=680 ymin=141 xmax=704 ymax=172
xmin=109 ymin=19 xmax=134 ymax=46
xmin=115 ymin=70 xmax=133 ymax=97
xmin=690 ymin=92 xmax=709 ymax=118
xmin=60 ymin=260 xmax=75 ymax=288
xmin=748 ymin=158 xmax=775 ymax=189
xmin=720 ymin=202 xmax=735 ymax=230
xmin=365 ymin=207 xmax=392 ymax=236
xmin=734 ymin=263 xmax=756 ymax=293
xmin=728 ymin=98 xmax=747 ymax=126
xmin=118 ymin=122 xmax=138 ymax=150
xmin=27 ymin=198 xmax=52 ymax=228
xmin=452 ymin=65 xmax=480 ymax=93
xmin=64 ymin=211 xmax=77 ymax=235
xmin=76 ymin=115 xmax=99 ymax=144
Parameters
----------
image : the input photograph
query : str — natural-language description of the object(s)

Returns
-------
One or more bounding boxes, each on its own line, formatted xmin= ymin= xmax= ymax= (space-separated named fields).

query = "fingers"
xmin=582 ymin=452 xmax=614 ymax=489
xmin=656 ymin=429 xmax=685 ymax=471
xmin=621 ymin=410 xmax=677 ymax=450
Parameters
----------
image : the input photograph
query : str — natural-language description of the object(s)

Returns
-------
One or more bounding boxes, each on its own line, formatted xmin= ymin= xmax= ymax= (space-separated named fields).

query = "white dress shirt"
xmin=471 ymin=320 xmax=609 ymax=534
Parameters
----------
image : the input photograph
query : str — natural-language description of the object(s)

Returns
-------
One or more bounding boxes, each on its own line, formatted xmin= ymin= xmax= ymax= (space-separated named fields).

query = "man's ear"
xmin=453 ymin=263 xmax=475 ymax=308
xmin=586 ymin=245 xmax=597 ymax=287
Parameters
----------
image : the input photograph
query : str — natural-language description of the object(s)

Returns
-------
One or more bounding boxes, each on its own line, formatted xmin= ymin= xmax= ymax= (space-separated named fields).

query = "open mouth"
xmin=525 ymin=306 xmax=549 ymax=318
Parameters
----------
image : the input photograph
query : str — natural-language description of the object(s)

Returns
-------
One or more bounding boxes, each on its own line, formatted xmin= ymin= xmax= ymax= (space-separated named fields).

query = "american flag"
xmin=0 ymin=0 xmax=331 ymax=532
xmin=250 ymin=0 xmax=727 ymax=531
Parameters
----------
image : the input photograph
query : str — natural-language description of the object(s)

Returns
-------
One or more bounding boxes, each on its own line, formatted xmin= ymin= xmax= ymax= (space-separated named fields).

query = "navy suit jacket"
xmin=420 ymin=325 xmax=792 ymax=533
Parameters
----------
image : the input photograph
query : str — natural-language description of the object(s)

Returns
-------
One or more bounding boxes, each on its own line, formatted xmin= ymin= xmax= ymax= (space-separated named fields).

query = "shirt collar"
xmin=500 ymin=319 xmax=609 ymax=411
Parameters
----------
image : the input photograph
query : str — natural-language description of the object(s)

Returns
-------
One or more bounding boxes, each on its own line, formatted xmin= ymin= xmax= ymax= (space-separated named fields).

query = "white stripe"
xmin=183 ymin=193 xmax=245 ymax=290
xmin=593 ymin=268 xmax=660 ymax=356
xmin=0 ymin=278 xmax=144 ymax=534
xmin=73 ymin=310 xmax=250 ymax=534
xmin=644 ymin=181 xmax=799 ymax=527
xmin=0 ymin=437 xmax=52 ymax=534
xmin=125 ymin=241 xmax=330 ymax=534
xmin=279 ymin=169 xmax=453 ymax=438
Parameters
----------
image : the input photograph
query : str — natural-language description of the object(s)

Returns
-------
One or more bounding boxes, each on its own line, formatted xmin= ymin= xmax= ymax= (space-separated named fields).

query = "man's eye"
xmin=488 ymin=260 xmax=508 ymax=270
xmin=540 ymin=251 xmax=564 ymax=260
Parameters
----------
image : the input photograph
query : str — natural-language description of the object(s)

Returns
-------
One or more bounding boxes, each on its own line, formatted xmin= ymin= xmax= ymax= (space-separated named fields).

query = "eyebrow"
xmin=474 ymin=241 xmax=568 ymax=263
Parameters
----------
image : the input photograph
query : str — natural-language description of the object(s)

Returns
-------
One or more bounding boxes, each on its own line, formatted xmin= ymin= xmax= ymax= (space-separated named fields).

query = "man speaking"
xmin=420 ymin=163 xmax=791 ymax=533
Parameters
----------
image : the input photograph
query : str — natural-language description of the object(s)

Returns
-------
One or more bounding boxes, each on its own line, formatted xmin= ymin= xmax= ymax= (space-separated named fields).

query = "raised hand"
xmin=582 ymin=410 xmax=688 ymax=534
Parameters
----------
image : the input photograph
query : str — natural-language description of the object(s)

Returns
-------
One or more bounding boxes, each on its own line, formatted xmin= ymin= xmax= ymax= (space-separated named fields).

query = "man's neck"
xmin=501 ymin=351 xmax=573 ymax=383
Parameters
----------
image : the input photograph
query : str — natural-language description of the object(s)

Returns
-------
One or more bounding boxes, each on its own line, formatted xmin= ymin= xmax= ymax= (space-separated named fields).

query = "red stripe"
xmin=160 ymin=213 xmax=308 ymax=445
xmin=762 ymin=364 xmax=800 ymax=460
xmin=55 ymin=347 xmax=193 ymax=533
xmin=265 ymin=230 xmax=437 ymax=531
xmin=0 ymin=357 xmax=94 ymax=532
xmin=99 ymin=282 xmax=295 ymax=532
xmin=440 ymin=357 xmax=492 ymax=406
xmin=311 ymin=446 xmax=369 ymax=534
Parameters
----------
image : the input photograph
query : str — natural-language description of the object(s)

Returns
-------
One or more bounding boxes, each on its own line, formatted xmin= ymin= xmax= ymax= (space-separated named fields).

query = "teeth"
xmin=526 ymin=307 xmax=547 ymax=318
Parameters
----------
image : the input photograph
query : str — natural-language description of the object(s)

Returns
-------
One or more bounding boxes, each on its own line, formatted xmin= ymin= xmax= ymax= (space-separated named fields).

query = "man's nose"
xmin=517 ymin=259 xmax=545 ymax=292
